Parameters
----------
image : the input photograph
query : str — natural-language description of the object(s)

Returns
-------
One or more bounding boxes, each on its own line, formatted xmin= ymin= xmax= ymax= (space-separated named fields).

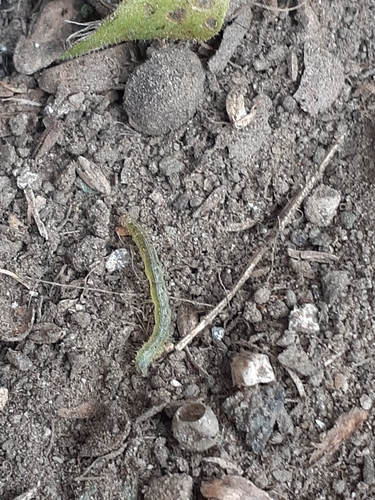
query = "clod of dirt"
xmin=28 ymin=323 xmax=65 ymax=344
xmin=243 ymin=302 xmax=262 ymax=324
xmin=208 ymin=3 xmax=252 ymax=74
xmin=6 ymin=348 xmax=33 ymax=371
xmin=216 ymin=94 xmax=272 ymax=165
xmin=172 ymin=402 xmax=219 ymax=452
xmin=231 ymin=352 xmax=275 ymax=387
xmin=322 ymin=270 xmax=350 ymax=305
xmin=223 ymin=385 xmax=284 ymax=455
xmin=294 ymin=40 xmax=344 ymax=116
xmin=144 ymin=473 xmax=193 ymax=500
xmin=253 ymin=287 xmax=270 ymax=304
xmin=123 ymin=47 xmax=205 ymax=135
xmin=13 ymin=0 xmax=78 ymax=75
xmin=278 ymin=344 xmax=317 ymax=377
xmin=38 ymin=44 xmax=134 ymax=96
xmin=70 ymin=235 xmax=108 ymax=272
xmin=304 ymin=184 xmax=341 ymax=227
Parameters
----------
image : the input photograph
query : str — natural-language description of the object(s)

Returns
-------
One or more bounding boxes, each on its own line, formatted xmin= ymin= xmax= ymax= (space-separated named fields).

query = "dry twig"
xmin=174 ymin=134 xmax=345 ymax=351
xmin=250 ymin=0 xmax=309 ymax=13
xmin=75 ymin=419 xmax=131 ymax=482
xmin=310 ymin=407 xmax=368 ymax=465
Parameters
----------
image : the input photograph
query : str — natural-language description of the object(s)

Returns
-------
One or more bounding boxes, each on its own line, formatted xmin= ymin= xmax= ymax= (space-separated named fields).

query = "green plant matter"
xmin=61 ymin=0 xmax=230 ymax=59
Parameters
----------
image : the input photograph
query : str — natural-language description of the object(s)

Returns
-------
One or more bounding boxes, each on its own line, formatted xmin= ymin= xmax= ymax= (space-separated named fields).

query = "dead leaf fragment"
xmin=76 ymin=156 xmax=111 ymax=195
xmin=29 ymin=323 xmax=66 ymax=344
xmin=201 ymin=475 xmax=274 ymax=500
xmin=0 ymin=304 xmax=35 ymax=342
xmin=226 ymin=90 xmax=258 ymax=129
xmin=310 ymin=407 xmax=368 ymax=465
xmin=57 ymin=401 xmax=99 ymax=419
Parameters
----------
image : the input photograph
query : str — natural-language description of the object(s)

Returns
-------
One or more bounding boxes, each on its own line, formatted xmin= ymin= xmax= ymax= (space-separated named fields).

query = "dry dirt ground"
xmin=1 ymin=0 xmax=375 ymax=499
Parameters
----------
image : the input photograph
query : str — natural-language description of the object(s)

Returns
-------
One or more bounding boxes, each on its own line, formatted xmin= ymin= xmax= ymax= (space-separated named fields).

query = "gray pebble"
xmin=243 ymin=302 xmax=263 ymax=324
xmin=124 ymin=47 xmax=205 ymax=136
xmin=290 ymin=229 xmax=308 ymax=247
xmin=363 ymin=455 xmax=375 ymax=485
xmin=278 ymin=344 xmax=316 ymax=377
xmin=6 ymin=349 xmax=33 ymax=371
xmin=74 ymin=311 xmax=91 ymax=329
xmin=277 ymin=330 xmax=297 ymax=347
xmin=285 ymin=289 xmax=297 ymax=308
xmin=313 ymin=146 xmax=326 ymax=164
xmin=159 ymin=157 xmax=184 ymax=176
xmin=333 ymin=479 xmax=346 ymax=494
xmin=341 ymin=211 xmax=357 ymax=229
xmin=268 ymin=300 xmax=289 ymax=319
xmin=0 ymin=176 xmax=16 ymax=209
xmin=282 ymin=95 xmax=297 ymax=112
xmin=253 ymin=287 xmax=270 ymax=304
xmin=304 ymin=185 xmax=341 ymax=227
xmin=309 ymin=227 xmax=332 ymax=247
xmin=9 ymin=113 xmax=28 ymax=136
xmin=0 ymin=388 xmax=8 ymax=411
xmin=173 ymin=194 xmax=190 ymax=212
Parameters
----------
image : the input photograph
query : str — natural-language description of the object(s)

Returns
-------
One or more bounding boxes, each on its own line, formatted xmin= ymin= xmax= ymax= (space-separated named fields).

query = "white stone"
xmin=231 ymin=352 xmax=275 ymax=387
xmin=288 ymin=303 xmax=320 ymax=334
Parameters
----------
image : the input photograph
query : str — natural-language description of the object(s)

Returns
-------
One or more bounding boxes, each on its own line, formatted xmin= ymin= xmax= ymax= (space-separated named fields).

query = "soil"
xmin=1 ymin=0 xmax=375 ymax=499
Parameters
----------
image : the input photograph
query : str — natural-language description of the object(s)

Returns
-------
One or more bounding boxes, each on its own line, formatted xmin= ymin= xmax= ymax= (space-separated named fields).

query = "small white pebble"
xmin=211 ymin=326 xmax=225 ymax=341
xmin=170 ymin=379 xmax=182 ymax=388
xmin=315 ymin=419 xmax=326 ymax=430
xmin=105 ymin=248 xmax=130 ymax=273
xmin=360 ymin=394 xmax=372 ymax=411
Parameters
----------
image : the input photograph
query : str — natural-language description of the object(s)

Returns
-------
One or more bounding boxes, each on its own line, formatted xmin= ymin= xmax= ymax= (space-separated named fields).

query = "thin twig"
xmin=250 ymin=0 xmax=309 ymax=13
xmin=174 ymin=134 xmax=345 ymax=351
xmin=75 ymin=420 xmax=131 ymax=482
xmin=0 ymin=268 xmax=31 ymax=289
xmin=33 ymin=278 xmax=137 ymax=298
xmin=135 ymin=402 xmax=168 ymax=425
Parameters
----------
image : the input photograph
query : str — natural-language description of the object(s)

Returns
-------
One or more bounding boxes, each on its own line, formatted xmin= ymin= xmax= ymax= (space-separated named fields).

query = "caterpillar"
xmin=119 ymin=215 xmax=171 ymax=375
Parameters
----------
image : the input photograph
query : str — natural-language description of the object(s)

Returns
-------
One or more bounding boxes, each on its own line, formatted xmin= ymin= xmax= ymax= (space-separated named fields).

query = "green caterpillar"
xmin=61 ymin=0 xmax=230 ymax=59
xmin=120 ymin=215 xmax=171 ymax=375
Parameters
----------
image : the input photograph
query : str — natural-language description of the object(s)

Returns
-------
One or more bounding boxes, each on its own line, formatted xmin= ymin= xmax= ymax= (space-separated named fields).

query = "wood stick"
xmin=174 ymin=134 xmax=345 ymax=351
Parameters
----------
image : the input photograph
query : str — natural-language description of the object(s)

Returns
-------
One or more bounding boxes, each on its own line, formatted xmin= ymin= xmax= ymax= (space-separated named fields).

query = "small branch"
xmin=75 ymin=420 xmax=131 ymax=482
xmin=174 ymin=134 xmax=345 ymax=352
xmin=250 ymin=0 xmax=310 ymax=13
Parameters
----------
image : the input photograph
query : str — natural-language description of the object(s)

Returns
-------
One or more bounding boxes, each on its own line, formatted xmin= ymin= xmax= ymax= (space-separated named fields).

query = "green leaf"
xmin=61 ymin=0 xmax=230 ymax=59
